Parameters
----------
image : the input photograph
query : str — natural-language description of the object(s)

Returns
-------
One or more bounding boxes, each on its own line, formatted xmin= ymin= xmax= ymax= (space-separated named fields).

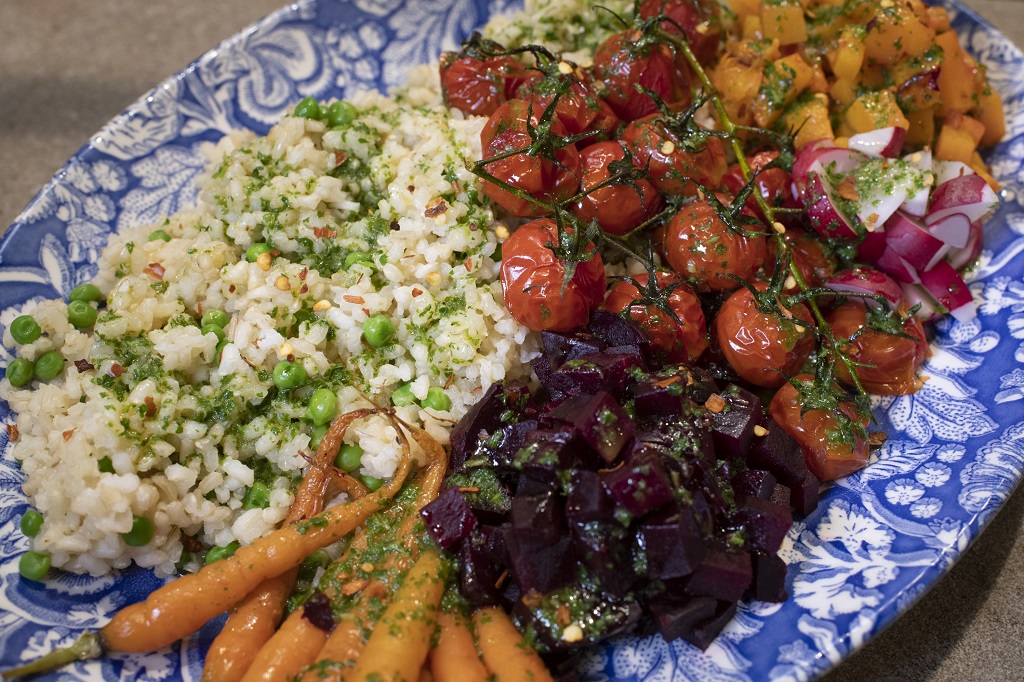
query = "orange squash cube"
xmin=844 ymin=90 xmax=911 ymax=134
xmin=760 ymin=2 xmax=808 ymax=46
xmin=975 ymin=86 xmax=1006 ymax=147
xmin=904 ymin=107 xmax=937 ymax=149
xmin=827 ymin=26 xmax=866 ymax=81
xmin=934 ymin=124 xmax=977 ymax=164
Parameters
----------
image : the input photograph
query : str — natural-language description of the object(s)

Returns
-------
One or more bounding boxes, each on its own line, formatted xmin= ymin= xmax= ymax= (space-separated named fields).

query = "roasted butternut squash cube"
xmin=904 ymin=107 xmax=936 ymax=149
xmin=827 ymin=26 xmax=865 ymax=81
xmin=970 ymin=151 xmax=1001 ymax=191
xmin=743 ymin=15 xmax=764 ymax=40
xmin=829 ymin=77 xmax=858 ymax=107
xmin=729 ymin=0 xmax=762 ymax=20
xmin=753 ymin=53 xmax=815 ymax=128
xmin=935 ymin=31 xmax=979 ymax=114
xmin=975 ymin=85 xmax=1006 ymax=147
xmin=934 ymin=124 xmax=977 ymax=164
xmin=864 ymin=5 xmax=935 ymax=66
xmin=785 ymin=95 xmax=834 ymax=149
xmin=844 ymin=90 xmax=911 ymax=134
xmin=760 ymin=2 xmax=808 ymax=46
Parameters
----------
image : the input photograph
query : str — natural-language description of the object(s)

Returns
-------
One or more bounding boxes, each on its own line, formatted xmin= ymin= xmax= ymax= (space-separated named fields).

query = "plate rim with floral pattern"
xmin=1 ymin=1 xmax=1023 ymax=680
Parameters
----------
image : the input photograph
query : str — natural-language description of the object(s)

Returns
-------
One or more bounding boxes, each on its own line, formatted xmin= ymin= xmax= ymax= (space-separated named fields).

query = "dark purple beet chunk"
xmin=733 ymin=496 xmax=792 ymax=554
xmin=512 ymin=492 xmax=563 ymax=549
xmin=572 ymin=520 xmax=636 ymax=596
xmin=542 ymin=330 xmax=607 ymax=364
xmin=449 ymin=381 xmax=529 ymax=472
xmin=602 ymin=445 xmax=674 ymax=517
xmin=747 ymin=414 xmax=808 ymax=484
xmin=681 ymin=600 xmax=737 ymax=650
xmin=710 ymin=385 xmax=762 ymax=459
xmin=769 ymin=483 xmax=791 ymax=508
xmin=533 ymin=355 xmax=555 ymax=387
xmin=586 ymin=309 xmax=649 ymax=349
xmin=515 ymin=427 xmax=590 ymax=472
xmin=302 ymin=590 xmax=334 ymax=632
xmin=420 ymin=487 xmax=478 ymax=550
xmin=732 ymin=469 xmax=776 ymax=500
xmin=505 ymin=529 xmax=575 ymax=594
xmin=544 ymin=391 xmax=635 ymax=464
xmin=647 ymin=595 xmax=717 ymax=643
xmin=565 ymin=470 xmax=615 ymax=523
xmin=516 ymin=469 xmax=559 ymax=497
xmin=546 ymin=353 xmax=642 ymax=399
xmin=458 ymin=525 xmax=508 ymax=607
xmin=683 ymin=545 xmax=752 ymax=602
xmin=633 ymin=379 xmax=687 ymax=419
xmin=640 ymin=504 xmax=705 ymax=580
xmin=747 ymin=552 xmax=788 ymax=603
xmin=786 ymin=470 xmax=821 ymax=517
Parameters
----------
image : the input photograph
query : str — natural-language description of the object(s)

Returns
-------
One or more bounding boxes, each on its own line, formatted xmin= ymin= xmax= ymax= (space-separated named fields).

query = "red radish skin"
xmin=918 ymin=259 xmax=977 ymax=322
xmin=883 ymin=211 xmax=951 ymax=272
xmin=927 ymin=212 xmax=972 ymax=248
xmin=827 ymin=268 xmax=904 ymax=309
xmin=926 ymin=174 xmax=999 ymax=226
xmin=848 ymin=126 xmax=906 ymax=158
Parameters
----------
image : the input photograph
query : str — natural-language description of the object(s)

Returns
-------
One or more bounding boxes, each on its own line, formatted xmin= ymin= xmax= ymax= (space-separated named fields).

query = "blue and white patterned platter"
xmin=1 ymin=1 xmax=1023 ymax=680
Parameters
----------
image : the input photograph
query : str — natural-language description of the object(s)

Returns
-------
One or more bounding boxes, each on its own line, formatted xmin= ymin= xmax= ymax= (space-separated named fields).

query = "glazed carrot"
xmin=345 ymin=550 xmax=447 ymax=682
xmin=238 ymin=607 xmax=330 ymax=682
xmin=473 ymin=607 xmax=555 ymax=682
xmin=430 ymin=612 xmax=488 ymax=682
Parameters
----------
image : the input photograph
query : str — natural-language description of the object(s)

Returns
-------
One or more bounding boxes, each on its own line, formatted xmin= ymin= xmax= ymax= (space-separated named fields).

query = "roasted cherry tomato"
xmin=603 ymin=271 xmax=708 ymax=363
xmin=592 ymin=30 xmax=690 ymax=122
xmin=721 ymin=151 xmax=801 ymax=222
xmin=517 ymin=73 xmax=619 ymax=147
xmin=480 ymin=99 xmax=582 ymax=217
xmin=639 ymin=0 xmax=724 ymax=65
xmin=827 ymin=300 xmax=929 ymax=395
xmin=440 ymin=53 xmax=528 ymax=117
xmin=767 ymin=228 xmax=836 ymax=293
xmin=571 ymin=141 xmax=662 ymax=235
xmin=769 ymin=375 xmax=870 ymax=481
xmin=663 ymin=196 xmax=766 ymax=292
xmin=714 ymin=282 xmax=816 ymax=388
xmin=500 ymin=218 xmax=606 ymax=331
xmin=620 ymin=114 xmax=728 ymax=196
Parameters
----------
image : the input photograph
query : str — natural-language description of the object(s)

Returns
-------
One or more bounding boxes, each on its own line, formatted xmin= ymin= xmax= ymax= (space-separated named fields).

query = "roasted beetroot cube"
xmin=602 ymin=445 xmax=674 ymax=517
xmin=458 ymin=524 xmax=508 ymax=607
xmin=647 ymin=595 xmax=717 ymax=643
xmin=769 ymin=483 xmax=791 ymax=509
xmin=732 ymin=469 xmax=776 ymax=499
xmin=732 ymin=496 xmax=792 ymax=554
xmin=682 ymin=600 xmax=737 ymax=651
xmin=513 ymin=587 xmax=642 ymax=653
xmin=449 ymin=380 xmax=529 ymax=471
xmin=747 ymin=551 xmax=788 ymax=603
xmin=505 ymin=528 xmax=575 ymax=594
xmin=420 ymin=487 xmax=477 ymax=549
xmin=515 ymin=428 xmax=588 ymax=472
xmin=747 ymin=414 xmax=808 ymax=484
xmin=710 ymin=384 xmax=762 ymax=459
xmin=684 ymin=545 xmax=752 ymax=602
xmin=786 ymin=469 xmax=821 ymax=517
xmin=565 ymin=469 xmax=615 ymax=523
xmin=586 ymin=309 xmax=649 ymax=349
xmin=545 ymin=391 xmax=635 ymax=464
xmin=494 ymin=419 xmax=538 ymax=463
xmin=640 ymin=504 xmax=705 ymax=580
xmin=532 ymin=355 xmax=555 ymax=387
xmin=572 ymin=519 xmax=636 ymax=596
xmin=633 ymin=378 xmax=687 ymax=419
xmin=512 ymin=492 xmax=563 ymax=549
xmin=546 ymin=353 xmax=642 ymax=399
xmin=516 ymin=468 xmax=559 ymax=497
xmin=542 ymin=330 xmax=607 ymax=365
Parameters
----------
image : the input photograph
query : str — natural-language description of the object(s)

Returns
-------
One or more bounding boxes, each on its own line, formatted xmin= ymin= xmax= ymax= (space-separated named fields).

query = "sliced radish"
xmin=791 ymin=138 xmax=839 ymax=183
xmin=883 ymin=211 xmax=951 ymax=272
xmin=827 ymin=268 xmax=904 ymax=309
xmin=933 ymin=160 xmax=975 ymax=187
xmin=793 ymin=146 xmax=865 ymax=195
xmin=927 ymin=212 xmax=972 ymax=248
xmin=926 ymin=174 xmax=999 ymax=226
xmin=848 ymin=126 xmax=906 ymax=158
xmin=803 ymin=172 xmax=862 ymax=240
xmin=946 ymin=220 xmax=984 ymax=271
xmin=900 ymin=149 xmax=933 ymax=217
xmin=900 ymin=282 xmax=943 ymax=322
xmin=875 ymin=247 xmax=921 ymax=284
xmin=849 ymin=158 xmax=927 ymax=230
xmin=857 ymin=228 xmax=889 ymax=264
xmin=919 ymin=259 xmax=976 ymax=323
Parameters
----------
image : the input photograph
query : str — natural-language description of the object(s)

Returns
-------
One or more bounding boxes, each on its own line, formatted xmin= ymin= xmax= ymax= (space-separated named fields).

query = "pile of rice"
xmin=1 ymin=77 xmax=539 ymax=577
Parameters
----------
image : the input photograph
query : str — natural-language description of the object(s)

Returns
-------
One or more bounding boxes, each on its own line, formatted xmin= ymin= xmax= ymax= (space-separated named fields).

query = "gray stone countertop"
xmin=0 ymin=1 xmax=1022 ymax=680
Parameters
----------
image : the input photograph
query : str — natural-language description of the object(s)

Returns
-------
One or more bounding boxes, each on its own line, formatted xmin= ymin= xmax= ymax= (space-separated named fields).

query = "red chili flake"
xmin=74 ymin=359 xmax=95 ymax=373
xmin=7 ymin=424 xmax=19 ymax=442
xmin=144 ymin=396 xmax=157 ymax=418
xmin=423 ymin=197 xmax=449 ymax=218
xmin=362 ymin=308 xmax=370 ymax=316
xmin=299 ymin=284 xmax=308 ymax=294
xmin=334 ymin=151 xmax=348 ymax=166
xmin=144 ymin=263 xmax=165 ymax=280
xmin=109 ymin=363 xmax=126 ymax=377
xmin=303 ymin=591 xmax=335 ymax=632
xmin=464 ymin=259 xmax=472 ymax=271
xmin=299 ymin=268 xmax=308 ymax=281
xmin=344 ymin=295 xmax=365 ymax=304
xmin=411 ymin=288 xmax=423 ymax=298
xmin=62 ymin=429 xmax=75 ymax=442
xmin=196 ymin=302 xmax=204 ymax=315
xmin=313 ymin=227 xmax=337 ymax=239
xmin=229 ymin=285 xmax=236 ymax=293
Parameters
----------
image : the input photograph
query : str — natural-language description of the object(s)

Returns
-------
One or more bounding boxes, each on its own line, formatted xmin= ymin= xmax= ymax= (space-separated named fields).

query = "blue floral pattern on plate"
xmin=1 ymin=1 xmax=1022 ymax=680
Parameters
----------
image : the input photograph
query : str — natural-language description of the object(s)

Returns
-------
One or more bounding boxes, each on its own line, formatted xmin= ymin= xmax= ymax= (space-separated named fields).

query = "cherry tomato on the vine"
xmin=663 ymin=195 xmax=767 ymax=292
xmin=603 ymin=271 xmax=708 ymax=363
xmin=571 ymin=141 xmax=662 ymax=235
xmin=592 ymin=30 xmax=690 ymax=122
xmin=500 ymin=218 xmax=607 ymax=332
xmin=517 ymin=74 xmax=619 ymax=147
xmin=480 ymin=99 xmax=582 ymax=218
xmin=440 ymin=53 xmax=529 ymax=117
xmin=721 ymin=151 xmax=801 ymax=222
xmin=769 ymin=375 xmax=870 ymax=481
xmin=714 ymin=283 xmax=816 ymax=387
xmin=639 ymin=0 xmax=724 ymax=66
xmin=767 ymin=228 xmax=836 ymax=293
xmin=827 ymin=301 xmax=929 ymax=395
xmin=620 ymin=114 xmax=728 ymax=196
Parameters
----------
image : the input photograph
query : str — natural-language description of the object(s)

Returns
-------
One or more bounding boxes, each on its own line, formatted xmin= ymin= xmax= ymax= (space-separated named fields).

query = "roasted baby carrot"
xmin=237 ymin=606 xmax=331 ymax=682
xmin=474 ymin=607 xmax=555 ymax=682
xmin=430 ymin=611 xmax=489 ymax=682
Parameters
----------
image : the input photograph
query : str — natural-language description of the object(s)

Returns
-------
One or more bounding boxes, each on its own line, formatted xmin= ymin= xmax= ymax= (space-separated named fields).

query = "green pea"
xmin=362 ymin=314 xmax=395 ymax=347
xmin=344 ymin=251 xmax=374 ymax=270
xmin=306 ymin=388 xmax=338 ymax=426
xmin=390 ymin=383 xmax=416 ymax=407
xmin=272 ymin=360 xmax=308 ymax=390
xmin=309 ymin=423 xmax=329 ymax=451
xmin=68 ymin=283 xmax=103 ymax=303
xmin=20 ymin=509 xmax=44 ymax=537
xmin=245 ymin=242 xmax=273 ymax=263
xmin=5 ymin=357 xmax=34 ymax=388
xmin=10 ymin=315 xmax=41 ymax=344
xmin=67 ymin=300 xmax=98 ymax=329
xmin=122 ymin=515 xmax=155 ymax=547
xmin=293 ymin=97 xmax=322 ymax=120
xmin=359 ymin=474 xmax=384 ymax=492
xmin=205 ymin=541 xmax=240 ymax=565
xmin=201 ymin=309 xmax=230 ymax=328
xmin=334 ymin=443 xmax=364 ymax=473
xmin=34 ymin=351 xmax=64 ymax=382
xmin=215 ymin=339 xmax=230 ymax=361
xmin=18 ymin=551 xmax=50 ymax=581
xmin=421 ymin=386 xmax=452 ymax=412
xmin=148 ymin=229 xmax=172 ymax=242
xmin=327 ymin=100 xmax=358 ymax=127
xmin=201 ymin=324 xmax=226 ymax=343
xmin=98 ymin=456 xmax=115 ymax=473
xmin=243 ymin=482 xmax=270 ymax=510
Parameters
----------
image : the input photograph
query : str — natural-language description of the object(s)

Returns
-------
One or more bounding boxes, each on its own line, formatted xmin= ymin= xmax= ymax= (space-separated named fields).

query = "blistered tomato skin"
xmin=663 ymin=197 xmax=766 ymax=292
xmin=480 ymin=99 xmax=582 ymax=218
xmin=639 ymin=0 xmax=723 ymax=66
xmin=769 ymin=376 xmax=870 ymax=481
xmin=603 ymin=271 xmax=708 ymax=363
xmin=621 ymin=115 xmax=728 ymax=195
xmin=721 ymin=151 xmax=801 ymax=222
xmin=572 ymin=141 xmax=662 ymax=235
xmin=828 ymin=301 xmax=929 ymax=395
xmin=440 ymin=54 xmax=527 ymax=117
xmin=715 ymin=283 xmax=816 ymax=388
xmin=500 ymin=219 xmax=607 ymax=332
xmin=768 ymin=228 xmax=836 ymax=293
xmin=517 ymin=76 xmax=619 ymax=147
xmin=592 ymin=30 xmax=690 ymax=122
